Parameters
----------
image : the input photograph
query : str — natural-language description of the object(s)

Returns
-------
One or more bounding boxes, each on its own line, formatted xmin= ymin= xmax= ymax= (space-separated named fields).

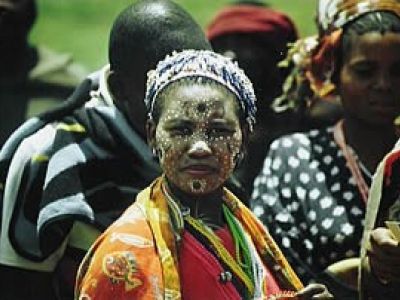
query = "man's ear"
xmin=108 ymin=71 xmax=127 ymax=106
xmin=146 ymin=119 xmax=157 ymax=149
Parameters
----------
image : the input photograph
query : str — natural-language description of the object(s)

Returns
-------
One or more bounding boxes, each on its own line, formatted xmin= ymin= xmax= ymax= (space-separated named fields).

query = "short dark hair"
xmin=108 ymin=0 xmax=211 ymax=78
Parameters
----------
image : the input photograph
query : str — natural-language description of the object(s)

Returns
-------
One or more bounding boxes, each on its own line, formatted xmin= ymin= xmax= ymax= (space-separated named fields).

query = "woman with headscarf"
xmin=75 ymin=50 xmax=333 ymax=299
xmin=251 ymin=0 xmax=400 ymax=299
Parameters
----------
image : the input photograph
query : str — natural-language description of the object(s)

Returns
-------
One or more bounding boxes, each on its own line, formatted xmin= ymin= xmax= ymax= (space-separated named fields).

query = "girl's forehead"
xmin=162 ymin=98 xmax=230 ymax=121
xmin=161 ymin=83 xmax=238 ymax=115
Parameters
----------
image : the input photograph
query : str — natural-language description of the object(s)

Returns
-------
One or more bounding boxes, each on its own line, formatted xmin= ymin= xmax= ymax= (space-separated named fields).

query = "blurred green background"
xmin=31 ymin=0 xmax=317 ymax=71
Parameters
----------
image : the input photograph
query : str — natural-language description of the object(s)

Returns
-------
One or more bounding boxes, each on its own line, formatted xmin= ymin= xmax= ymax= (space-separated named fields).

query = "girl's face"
xmin=339 ymin=31 xmax=400 ymax=127
xmin=149 ymin=81 xmax=243 ymax=196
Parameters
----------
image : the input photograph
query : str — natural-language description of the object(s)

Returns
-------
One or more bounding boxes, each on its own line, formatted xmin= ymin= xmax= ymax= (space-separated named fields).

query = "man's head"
xmin=207 ymin=3 xmax=297 ymax=122
xmin=0 ymin=0 xmax=36 ymax=46
xmin=107 ymin=0 xmax=211 ymax=137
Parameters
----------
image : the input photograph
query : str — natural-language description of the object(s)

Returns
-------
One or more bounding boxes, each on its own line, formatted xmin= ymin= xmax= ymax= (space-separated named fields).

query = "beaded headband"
xmin=145 ymin=49 xmax=257 ymax=131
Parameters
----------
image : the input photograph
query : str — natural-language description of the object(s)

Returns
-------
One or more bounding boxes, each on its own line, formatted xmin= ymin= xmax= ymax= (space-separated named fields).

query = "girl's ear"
xmin=146 ymin=119 xmax=157 ymax=149
xmin=241 ymin=124 xmax=250 ymax=155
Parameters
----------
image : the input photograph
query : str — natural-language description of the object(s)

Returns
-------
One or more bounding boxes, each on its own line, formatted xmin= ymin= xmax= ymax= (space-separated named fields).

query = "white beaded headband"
xmin=144 ymin=49 xmax=257 ymax=130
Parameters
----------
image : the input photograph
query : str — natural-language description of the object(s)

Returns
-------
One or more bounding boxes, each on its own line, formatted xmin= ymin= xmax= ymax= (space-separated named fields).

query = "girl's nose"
xmin=188 ymin=140 xmax=212 ymax=157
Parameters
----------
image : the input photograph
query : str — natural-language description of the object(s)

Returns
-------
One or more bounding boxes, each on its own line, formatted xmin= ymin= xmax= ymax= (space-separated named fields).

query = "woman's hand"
xmin=325 ymin=257 xmax=360 ymax=288
xmin=368 ymin=227 xmax=400 ymax=283
xmin=296 ymin=283 xmax=334 ymax=299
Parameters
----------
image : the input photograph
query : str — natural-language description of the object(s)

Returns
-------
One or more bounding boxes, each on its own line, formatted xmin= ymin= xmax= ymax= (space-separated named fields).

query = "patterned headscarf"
xmin=274 ymin=0 xmax=400 ymax=112
xmin=145 ymin=49 xmax=257 ymax=131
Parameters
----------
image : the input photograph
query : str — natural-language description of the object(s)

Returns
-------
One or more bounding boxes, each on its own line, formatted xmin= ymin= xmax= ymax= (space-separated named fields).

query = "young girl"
xmin=75 ymin=50 xmax=332 ymax=299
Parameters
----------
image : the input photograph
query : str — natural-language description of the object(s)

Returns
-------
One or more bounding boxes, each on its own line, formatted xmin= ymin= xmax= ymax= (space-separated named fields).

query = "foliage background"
xmin=31 ymin=0 xmax=317 ymax=71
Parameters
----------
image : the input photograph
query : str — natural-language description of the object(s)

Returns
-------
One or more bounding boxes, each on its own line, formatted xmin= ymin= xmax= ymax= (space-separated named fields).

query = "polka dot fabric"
xmin=251 ymin=127 xmax=367 ymax=283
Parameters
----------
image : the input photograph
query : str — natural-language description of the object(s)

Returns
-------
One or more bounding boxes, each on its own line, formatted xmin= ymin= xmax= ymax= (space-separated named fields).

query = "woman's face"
xmin=339 ymin=31 xmax=400 ymax=127
xmin=151 ymin=81 xmax=243 ymax=195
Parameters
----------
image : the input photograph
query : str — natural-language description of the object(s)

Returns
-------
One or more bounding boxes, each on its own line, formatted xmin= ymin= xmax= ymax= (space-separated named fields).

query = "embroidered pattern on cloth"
xmin=102 ymin=251 xmax=143 ymax=291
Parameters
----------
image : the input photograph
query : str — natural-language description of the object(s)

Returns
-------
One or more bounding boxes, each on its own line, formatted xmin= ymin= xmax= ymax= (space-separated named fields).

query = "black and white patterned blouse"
xmin=251 ymin=126 xmax=367 ymax=283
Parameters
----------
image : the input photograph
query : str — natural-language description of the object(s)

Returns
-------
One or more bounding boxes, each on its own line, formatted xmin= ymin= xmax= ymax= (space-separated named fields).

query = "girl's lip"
xmin=183 ymin=165 xmax=216 ymax=175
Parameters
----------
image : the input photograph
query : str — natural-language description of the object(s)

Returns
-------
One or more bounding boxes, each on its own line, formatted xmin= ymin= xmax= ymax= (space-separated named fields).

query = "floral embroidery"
xmin=102 ymin=251 xmax=142 ymax=291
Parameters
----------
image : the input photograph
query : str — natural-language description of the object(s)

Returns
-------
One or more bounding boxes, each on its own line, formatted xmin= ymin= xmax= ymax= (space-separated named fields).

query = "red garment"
xmin=179 ymin=230 xmax=241 ymax=300
xmin=179 ymin=228 xmax=282 ymax=299
xmin=207 ymin=5 xmax=298 ymax=42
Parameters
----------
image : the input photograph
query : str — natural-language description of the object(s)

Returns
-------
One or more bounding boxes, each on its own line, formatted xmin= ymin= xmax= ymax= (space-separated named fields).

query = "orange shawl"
xmin=75 ymin=177 xmax=303 ymax=299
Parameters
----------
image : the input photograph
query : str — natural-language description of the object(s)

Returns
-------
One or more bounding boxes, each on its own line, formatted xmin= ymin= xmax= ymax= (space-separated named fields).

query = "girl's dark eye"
xmin=207 ymin=127 xmax=234 ymax=137
xmin=170 ymin=126 xmax=192 ymax=136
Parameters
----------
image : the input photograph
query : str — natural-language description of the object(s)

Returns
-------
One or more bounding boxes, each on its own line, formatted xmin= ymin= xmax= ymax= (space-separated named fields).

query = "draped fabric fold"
xmin=76 ymin=177 xmax=303 ymax=299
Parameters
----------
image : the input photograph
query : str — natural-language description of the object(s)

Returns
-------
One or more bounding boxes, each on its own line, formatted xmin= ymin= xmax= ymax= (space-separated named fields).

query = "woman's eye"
xmin=208 ymin=127 xmax=233 ymax=137
xmin=170 ymin=127 xmax=192 ymax=136
xmin=352 ymin=65 xmax=374 ymax=78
